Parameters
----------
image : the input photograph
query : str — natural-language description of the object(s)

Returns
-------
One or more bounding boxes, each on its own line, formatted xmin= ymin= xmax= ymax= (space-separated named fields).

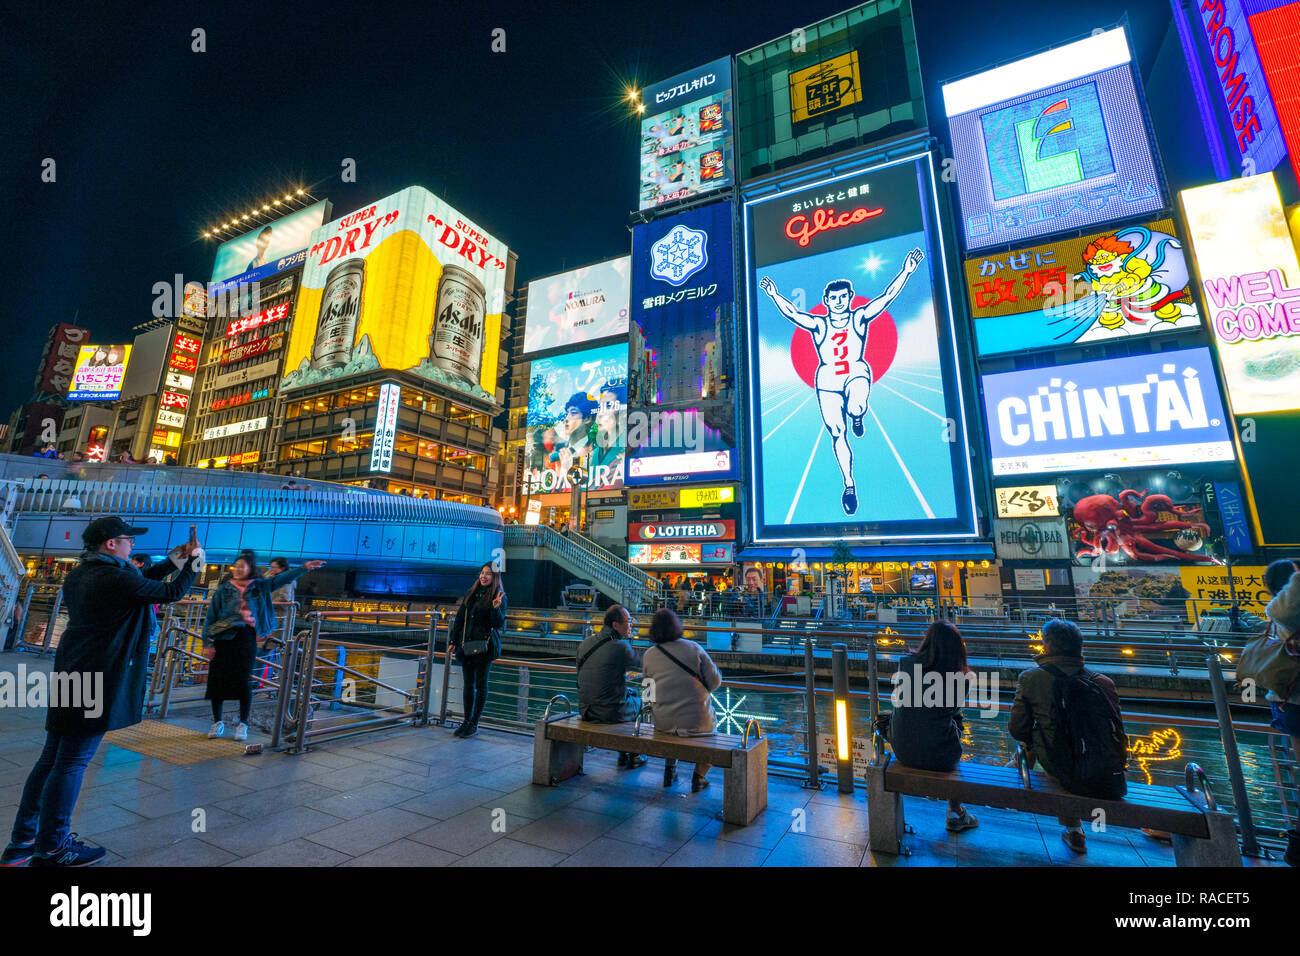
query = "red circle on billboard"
xmin=790 ymin=298 xmax=897 ymax=389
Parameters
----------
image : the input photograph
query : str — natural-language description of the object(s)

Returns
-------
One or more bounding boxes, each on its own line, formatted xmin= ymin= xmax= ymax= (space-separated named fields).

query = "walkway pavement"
xmin=0 ymin=651 xmax=1280 ymax=867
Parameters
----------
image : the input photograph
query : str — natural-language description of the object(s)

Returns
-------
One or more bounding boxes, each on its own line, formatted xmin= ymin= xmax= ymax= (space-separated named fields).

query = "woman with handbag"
xmin=448 ymin=563 xmax=506 ymax=739
xmin=202 ymin=550 xmax=324 ymax=741
xmin=641 ymin=608 xmax=722 ymax=791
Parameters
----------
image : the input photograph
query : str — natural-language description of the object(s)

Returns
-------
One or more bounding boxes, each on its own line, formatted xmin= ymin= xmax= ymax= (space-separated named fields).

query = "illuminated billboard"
xmin=964 ymin=217 xmax=1202 ymax=356
xmin=1180 ymin=173 xmax=1300 ymax=414
xmin=280 ymin=187 xmax=508 ymax=403
xmin=942 ymin=27 xmax=1164 ymax=252
xmin=628 ymin=201 xmax=737 ymax=485
xmin=1248 ymin=1 xmax=1300 ymax=183
xmin=639 ymin=57 xmax=733 ymax=211
xmin=980 ymin=349 xmax=1235 ymax=475
xmin=67 ymin=344 xmax=133 ymax=401
xmin=523 ymin=343 xmax=626 ymax=494
xmin=369 ymin=383 xmax=400 ymax=474
xmin=629 ymin=542 xmax=734 ymax=565
xmin=742 ymin=151 xmax=978 ymax=544
xmin=735 ymin=2 xmax=926 ymax=182
xmin=35 ymin=324 xmax=89 ymax=395
xmin=210 ymin=201 xmax=329 ymax=285
xmin=523 ymin=256 xmax=630 ymax=354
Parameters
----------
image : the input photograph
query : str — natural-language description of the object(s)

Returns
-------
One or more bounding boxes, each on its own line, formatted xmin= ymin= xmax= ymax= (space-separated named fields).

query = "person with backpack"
xmin=641 ymin=608 xmax=722 ymax=791
xmin=1008 ymin=617 xmax=1126 ymax=855
xmin=447 ymin=562 xmax=506 ymax=739
xmin=886 ymin=621 xmax=978 ymax=833
xmin=576 ymin=604 xmax=644 ymax=769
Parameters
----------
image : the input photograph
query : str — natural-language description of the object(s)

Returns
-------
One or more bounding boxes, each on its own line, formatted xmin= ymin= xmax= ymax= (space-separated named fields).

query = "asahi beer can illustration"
xmin=311 ymin=259 xmax=364 ymax=371
xmin=430 ymin=265 xmax=486 ymax=383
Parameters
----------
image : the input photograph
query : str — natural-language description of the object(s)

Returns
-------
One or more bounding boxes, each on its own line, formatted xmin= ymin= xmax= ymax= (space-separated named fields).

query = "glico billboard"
xmin=280 ymin=186 xmax=509 ymax=403
xmin=981 ymin=348 xmax=1235 ymax=476
xmin=627 ymin=200 xmax=737 ymax=485
xmin=523 ymin=256 xmax=630 ymax=355
xmin=942 ymin=26 xmax=1164 ymax=252
xmin=742 ymin=150 xmax=979 ymax=544
xmin=639 ymin=57 xmax=734 ymax=211
xmin=209 ymin=201 xmax=329 ymax=286
xmin=964 ymin=217 xmax=1202 ymax=357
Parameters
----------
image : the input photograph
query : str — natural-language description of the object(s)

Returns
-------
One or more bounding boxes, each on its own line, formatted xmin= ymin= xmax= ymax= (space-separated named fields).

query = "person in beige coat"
xmin=642 ymin=608 xmax=722 ymax=791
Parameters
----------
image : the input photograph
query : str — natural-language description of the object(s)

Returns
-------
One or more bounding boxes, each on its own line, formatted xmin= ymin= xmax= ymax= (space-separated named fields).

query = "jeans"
xmin=10 ymin=730 xmax=105 ymax=854
xmin=461 ymin=657 xmax=491 ymax=727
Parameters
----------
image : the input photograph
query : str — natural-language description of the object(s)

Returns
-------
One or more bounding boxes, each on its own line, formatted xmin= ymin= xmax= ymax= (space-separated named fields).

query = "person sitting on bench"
xmin=1009 ymin=617 xmax=1126 ymax=856
xmin=576 ymin=604 xmax=644 ymax=769
xmin=886 ymin=621 xmax=979 ymax=834
xmin=642 ymin=608 xmax=722 ymax=792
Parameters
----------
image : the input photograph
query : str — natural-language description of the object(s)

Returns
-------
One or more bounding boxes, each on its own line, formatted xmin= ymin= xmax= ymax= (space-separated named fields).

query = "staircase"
xmin=503 ymin=525 xmax=663 ymax=607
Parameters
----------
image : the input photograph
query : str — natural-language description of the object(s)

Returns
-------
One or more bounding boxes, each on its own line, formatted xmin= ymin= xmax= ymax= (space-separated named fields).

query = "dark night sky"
xmin=0 ymin=0 xmax=1178 ymax=417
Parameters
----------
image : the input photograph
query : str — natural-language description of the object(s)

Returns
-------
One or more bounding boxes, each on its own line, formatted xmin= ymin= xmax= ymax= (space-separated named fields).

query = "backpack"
xmin=1041 ymin=664 xmax=1128 ymax=799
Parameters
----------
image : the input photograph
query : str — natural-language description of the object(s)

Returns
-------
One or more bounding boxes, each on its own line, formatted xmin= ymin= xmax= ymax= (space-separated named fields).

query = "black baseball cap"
xmin=83 ymin=516 xmax=148 ymax=547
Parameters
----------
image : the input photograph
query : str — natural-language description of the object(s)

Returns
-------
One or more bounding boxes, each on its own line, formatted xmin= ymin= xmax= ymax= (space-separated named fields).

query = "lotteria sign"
xmin=629 ymin=521 xmax=735 ymax=541
xmin=1181 ymin=172 xmax=1300 ymax=414
xmin=981 ymin=348 xmax=1235 ymax=474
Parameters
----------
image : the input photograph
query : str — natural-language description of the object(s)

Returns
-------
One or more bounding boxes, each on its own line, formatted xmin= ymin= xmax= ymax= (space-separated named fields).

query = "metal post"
xmin=803 ymin=639 xmax=822 ymax=789
xmin=868 ymin=628 xmax=880 ymax=727
xmin=1206 ymin=650 xmax=1261 ymax=856
xmin=831 ymin=643 xmax=853 ymax=794
xmin=290 ymin=614 xmax=321 ymax=755
xmin=438 ymin=622 xmax=453 ymax=726
xmin=158 ymin=641 xmax=181 ymax=719
xmin=417 ymin=614 xmax=436 ymax=726
xmin=39 ymin=587 xmax=62 ymax=656
xmin=331 ymin=645 xmax=346 ymax=711
xmin=270 ymin=631 xmax=299 ymax=749
xmin=9 ymin=585 xmax=34 ymax=652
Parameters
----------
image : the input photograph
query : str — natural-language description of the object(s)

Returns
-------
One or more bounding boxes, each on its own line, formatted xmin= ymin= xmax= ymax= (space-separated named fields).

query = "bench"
xmin=864 ymin=741 xmax=1240 ymax=867
xmin=532 ymin=701 xmax=768 ymax=826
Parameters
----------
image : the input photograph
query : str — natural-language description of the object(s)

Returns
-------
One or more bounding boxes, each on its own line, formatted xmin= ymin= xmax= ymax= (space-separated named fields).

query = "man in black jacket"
xmin=1 ymin=517 xmax=202 ymax=867
xmin=576 ymin=605 xmax=644 ymax=768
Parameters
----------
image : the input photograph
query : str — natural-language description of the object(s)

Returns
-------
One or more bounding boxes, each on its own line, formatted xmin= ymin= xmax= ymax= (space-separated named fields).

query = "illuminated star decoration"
xmin=650 ymin=224 xmax=708 ymax=287
xmin=710 ymin=687 xmax=775 ymax=735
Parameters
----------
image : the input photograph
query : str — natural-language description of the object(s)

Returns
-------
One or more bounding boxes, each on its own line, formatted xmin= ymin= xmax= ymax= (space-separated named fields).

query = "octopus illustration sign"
xmin=963 ymin=217 xmax=1202 ymax=357
xmin=742 ymin=150 xmax=978 ymax=544
xmin=981 ymin=348 xmax=1235 ymax=475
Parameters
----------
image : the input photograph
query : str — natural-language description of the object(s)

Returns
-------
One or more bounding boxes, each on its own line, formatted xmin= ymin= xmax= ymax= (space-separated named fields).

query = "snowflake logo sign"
xmin=650 ymin=224 xmax=708 ymax=288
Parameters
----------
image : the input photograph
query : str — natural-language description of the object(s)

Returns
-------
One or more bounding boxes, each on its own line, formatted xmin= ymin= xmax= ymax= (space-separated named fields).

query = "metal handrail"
xmin=633 ymin=703 xmax=653 ymax=737
xmin=1014 ymin=745 xmax=1033 ymax=789
xmin=1184 ymin=762 xmax=1218 ymax=812
xmin=741 ymin=717 xmax=763 ymax=749
xmin=542 ymin=695 xmax=576 ymax=722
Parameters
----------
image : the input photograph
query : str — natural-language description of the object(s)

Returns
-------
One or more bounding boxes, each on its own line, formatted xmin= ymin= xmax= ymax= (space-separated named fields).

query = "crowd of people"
xmin=3 ymin=503 xmax=1296 ymax=867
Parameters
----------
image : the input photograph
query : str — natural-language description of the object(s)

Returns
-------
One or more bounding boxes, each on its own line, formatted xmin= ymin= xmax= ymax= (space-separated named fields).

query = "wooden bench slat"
xmin=542 ymin=716 xmax=760 ymax=767
xmin=881 ymin=761 xmax=1210 ymax=838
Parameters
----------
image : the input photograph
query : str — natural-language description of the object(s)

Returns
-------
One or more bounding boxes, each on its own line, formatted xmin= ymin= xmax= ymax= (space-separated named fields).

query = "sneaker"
xmin=690 ymin=773 xmax=710 ymax=793
xmin=452 ymin=723 xmax=468 ymax=737
xmin=946 ymin=810 xmax=979 ymax=832
xmin=842 ymin=487 xmax=858 ymax=516
xmin=617 ymin=752 xmax=629 ymax=768
xmin=1141 ymin=827 xmax=1172 ymax=843
xmin=625 ymin=755 xmax=647 ymax=770
xmin=851 ymin=415 xmax=864 ymax=437
xmin=233 ymin=723 xmax=248 ymax=742
xmin=459 ymin=724 xmax=478 ymax=739
xmin=1 ymin=842 xmax=34 ymax=866
xmin=29 ymin=834 xmax=106 ymax=868
xmin=1062 ymin=829 xmax=1087 ymax=854
xmin=208 ymin=721 xmax=225 ymax=739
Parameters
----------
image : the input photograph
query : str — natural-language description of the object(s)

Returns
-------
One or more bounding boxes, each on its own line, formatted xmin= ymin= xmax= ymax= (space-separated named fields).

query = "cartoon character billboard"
xmin=963 ymin=218 xmax=1201 ymax=356
xmin=523 ymin=343 xmax=627 ymax=494
xmin=742 ymin=150 xmax=978 ymax=544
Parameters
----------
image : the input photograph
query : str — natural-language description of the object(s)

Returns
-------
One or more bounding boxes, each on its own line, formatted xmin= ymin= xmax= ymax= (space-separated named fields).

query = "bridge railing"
xmin=8 ymin=478 xmax=503 ymax=528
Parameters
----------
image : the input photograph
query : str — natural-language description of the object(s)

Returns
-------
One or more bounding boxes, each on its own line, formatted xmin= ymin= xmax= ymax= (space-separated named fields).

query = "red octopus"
xmin=1071 ymin=489 xmax=1217 ymax=564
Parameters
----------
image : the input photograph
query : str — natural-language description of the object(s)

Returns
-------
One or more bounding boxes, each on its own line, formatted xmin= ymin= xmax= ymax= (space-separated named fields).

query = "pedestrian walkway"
xmin=0 ymin=651 xmax=1278 ymax=867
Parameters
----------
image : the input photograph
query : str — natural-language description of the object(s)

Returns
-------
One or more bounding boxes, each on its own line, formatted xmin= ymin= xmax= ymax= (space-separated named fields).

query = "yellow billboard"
xmin=679 ymin=486 xmax=736 ymax=508
xmin=789 ymin=52 xmax=862 ymax=123
xmin=281 ymin=186 xmax=509 ymax=402
xmin=1177 ymin=565 xmax=1270 ymax=623
xmin=68 ymin=344 xmax=133 ymax=401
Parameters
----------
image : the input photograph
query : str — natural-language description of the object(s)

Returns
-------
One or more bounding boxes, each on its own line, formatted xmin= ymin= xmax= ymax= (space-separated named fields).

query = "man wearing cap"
xmin=2 ymin=517 xmax=203 ymax=867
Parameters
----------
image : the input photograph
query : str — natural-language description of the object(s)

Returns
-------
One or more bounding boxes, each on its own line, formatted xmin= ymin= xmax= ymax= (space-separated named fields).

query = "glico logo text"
xmin=785 ymin=206 xmax=882 ymax=248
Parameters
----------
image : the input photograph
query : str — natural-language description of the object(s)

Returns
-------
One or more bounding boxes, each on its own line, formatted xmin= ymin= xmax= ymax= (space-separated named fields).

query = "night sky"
xmin=0 ymin=0 xmax=1177 ymax=417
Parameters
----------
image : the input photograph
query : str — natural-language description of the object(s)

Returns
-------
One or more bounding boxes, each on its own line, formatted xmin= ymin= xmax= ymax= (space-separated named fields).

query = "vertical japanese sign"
xmin=1212 ymin=480 xmax=1253 ymax=554
xmin=369 ymin=383 xmax=401 ymax=474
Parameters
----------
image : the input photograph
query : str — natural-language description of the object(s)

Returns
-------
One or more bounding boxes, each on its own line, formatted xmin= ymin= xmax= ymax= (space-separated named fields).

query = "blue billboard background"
xmin=627 ymin=200 xmax=737 ymax=485
xmin=981 ymin=348 xmax=1236 ymax=475
xmin=945 ymin=46 xmax=1164 ymax=251
xmin=209 ymin=201 xmax=328 ymax=284
xmin=742 ymin=152 xmax=978 ymax=543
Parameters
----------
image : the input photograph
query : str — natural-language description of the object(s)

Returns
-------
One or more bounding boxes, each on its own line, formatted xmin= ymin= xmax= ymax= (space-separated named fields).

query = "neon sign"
xmin=784 ymin=206 xmax=883 ymax=248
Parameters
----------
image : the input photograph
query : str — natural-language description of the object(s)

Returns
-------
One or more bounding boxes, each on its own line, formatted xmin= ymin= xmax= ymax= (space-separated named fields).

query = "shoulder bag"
xmin=1237 ymin=623 xmax=1300 ymax=699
